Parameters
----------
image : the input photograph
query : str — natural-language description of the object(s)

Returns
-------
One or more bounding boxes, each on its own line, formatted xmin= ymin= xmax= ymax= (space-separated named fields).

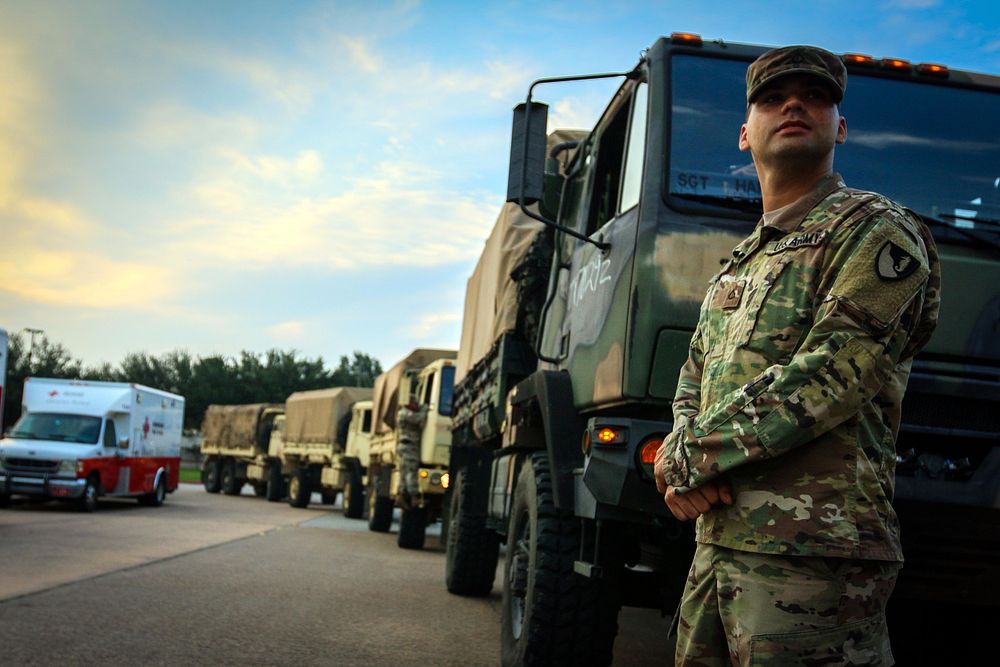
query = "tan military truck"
xmin=367 ymin=348 xmax=457 ymax=549
xmin=200 ymin=403 xmax=285 ymax=498
xmin=278 ymin=387 xmax=373 ymax=516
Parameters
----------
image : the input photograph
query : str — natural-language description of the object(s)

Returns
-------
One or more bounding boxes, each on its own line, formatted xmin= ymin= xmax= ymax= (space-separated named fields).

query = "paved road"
xmin=0 ymin=484 xmax=672 ymax=666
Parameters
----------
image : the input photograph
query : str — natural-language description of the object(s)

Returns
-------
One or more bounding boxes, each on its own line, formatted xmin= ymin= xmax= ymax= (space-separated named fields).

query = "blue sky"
xmin=1 ymin=0 xmax=998 ymax=370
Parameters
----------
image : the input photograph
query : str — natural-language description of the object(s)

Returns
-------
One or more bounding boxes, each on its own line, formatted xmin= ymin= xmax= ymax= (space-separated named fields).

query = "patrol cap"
xmin=746 ymin=45 xmax=847 ymax=105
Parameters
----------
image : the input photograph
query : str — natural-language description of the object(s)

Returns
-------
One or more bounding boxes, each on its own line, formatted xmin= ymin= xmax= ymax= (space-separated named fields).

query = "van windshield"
xmin=669 ymin=54 xmax=1000 ymax=239
xmin=9 ymin=413 xmax=103 ymax=445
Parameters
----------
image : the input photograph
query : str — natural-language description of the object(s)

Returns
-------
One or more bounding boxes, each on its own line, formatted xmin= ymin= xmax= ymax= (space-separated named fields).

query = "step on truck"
xmin=1 ymin=377 xmax=185 ymax=511
xmin=445 ymin=33 xmax=1000 ymax=665
xmin=277 ymin=387 xmax=373 ymax=516
xmin=200 ymin=403 xmax=285 ymax=499
xmin=367 ymin=348 xmax=457 ymax=549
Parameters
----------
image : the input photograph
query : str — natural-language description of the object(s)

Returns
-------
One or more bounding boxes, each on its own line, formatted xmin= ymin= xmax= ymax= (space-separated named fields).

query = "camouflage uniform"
xmin=396 ymin=404 xmax=427 ymax=499
xmin=658 ymin=173 xmax=941 ymax=665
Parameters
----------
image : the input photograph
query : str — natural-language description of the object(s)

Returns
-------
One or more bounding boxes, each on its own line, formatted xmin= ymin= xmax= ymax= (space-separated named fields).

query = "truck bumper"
xmin=417 ymin=467 xmax=447 ymax=495
xmin=0 ymin=471 xmax=87 ymax=499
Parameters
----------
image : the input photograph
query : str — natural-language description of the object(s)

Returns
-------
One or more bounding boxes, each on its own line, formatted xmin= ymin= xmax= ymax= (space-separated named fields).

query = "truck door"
xmin=548 ymin=79 xmax=649 ymax=408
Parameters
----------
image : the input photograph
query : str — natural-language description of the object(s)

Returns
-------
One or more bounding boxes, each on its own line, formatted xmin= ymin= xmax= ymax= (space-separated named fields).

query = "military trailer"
xmin=367 ymin=348 xmax=457 ymax=549
xmin=200 ymin=403 xmax=284 ymax=498
xmin=445 ymin=32 xmax=1000 ymax=665
xmin=278 ymin=387 xmax=373 ymax=516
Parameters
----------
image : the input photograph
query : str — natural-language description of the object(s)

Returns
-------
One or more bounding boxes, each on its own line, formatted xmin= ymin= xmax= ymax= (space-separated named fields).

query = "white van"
xmin=0 ymin=378 xmax=185 ymax=511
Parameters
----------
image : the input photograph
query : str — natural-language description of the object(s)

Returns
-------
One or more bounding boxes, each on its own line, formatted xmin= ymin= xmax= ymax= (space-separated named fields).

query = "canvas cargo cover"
xmin=201 ymin=403 xmax=284 ymax=450
xmin=284 ymin=386 xmax=373 ymax=445
xmin=455 ymin=129 xmax=588 ymax=384
xmin=373 ymin=348 xmax=457 ymax=435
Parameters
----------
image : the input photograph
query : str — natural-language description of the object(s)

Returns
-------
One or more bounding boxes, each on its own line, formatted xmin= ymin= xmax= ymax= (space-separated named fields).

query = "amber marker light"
xmin=420 ymin=470 xmax=429 ymax=478
xmin=842 ymin=53 xmax=876 ymax=67
xmin=670 ymin=32 xmax=703 ymax=46
xmin=597 ymin=428 xmax=618 ymax=444
xmin=881 ymin=57 xmax=913 ymax=72
xmin=918 ymin=63 xmax=949 ymax=77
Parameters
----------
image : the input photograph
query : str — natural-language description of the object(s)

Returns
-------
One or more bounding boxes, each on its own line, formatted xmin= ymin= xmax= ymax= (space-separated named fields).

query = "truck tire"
xmin=266 ymin=463 xmax=285 ymax=502
xmin=343 ymin=467 xmax=364 ymax=519
xmin=139 ymin=476 xmax=167 ymax=507
xmin=288 ymin=468 xmax=311 ymax=508
xmin=78 ymin=476 xmax=99 ymax=513
xmin=397 ymin=506 xmax=428 ymax=549
xmin=0 ymin=494 xmax=10 ymax=508
xmin=500 ymin=452 xmax=619 ymax=667
xmin=367 ymin=478 xmax=393 ymax=532
xmin=220 ymin=460 xmax=242 ymax=496
xmin=202 ymin=458 xmax=222 ymax=494
xmin=446 ymin=468 xmax=500 ymax=596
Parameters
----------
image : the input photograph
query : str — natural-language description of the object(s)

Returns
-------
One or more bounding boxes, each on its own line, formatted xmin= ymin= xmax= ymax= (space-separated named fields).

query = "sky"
xmin=1 ymin=0 xmax=999 ymax=371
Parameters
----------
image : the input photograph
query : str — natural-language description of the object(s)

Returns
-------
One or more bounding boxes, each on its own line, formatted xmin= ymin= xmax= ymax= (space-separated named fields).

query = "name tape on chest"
xmin=765 ymin=230 xmax=829 ymax=255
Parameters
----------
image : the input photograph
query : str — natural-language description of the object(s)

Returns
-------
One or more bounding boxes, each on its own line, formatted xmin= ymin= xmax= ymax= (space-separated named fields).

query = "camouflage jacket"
xmin=657 ymin=173 xmax=940 ymax=561
xmin=397 ymin=404 xmax=427 ymax=444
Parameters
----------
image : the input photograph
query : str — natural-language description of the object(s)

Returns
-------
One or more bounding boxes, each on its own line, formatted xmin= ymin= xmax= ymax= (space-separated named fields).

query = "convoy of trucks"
xmin=444 ymin=32 xmax=1000 ymax=665
xmin=367 ymin=349 xmax=457 ymax=549
xmin=200 ymin=402 xmax=286 ymax=498
xmin=0 ymin=378 xmax=185 ymax=511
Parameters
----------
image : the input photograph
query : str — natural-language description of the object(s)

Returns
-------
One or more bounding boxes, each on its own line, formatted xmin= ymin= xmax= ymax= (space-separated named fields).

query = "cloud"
xmin=269 ymin=320 xmax=305 ymax=339
xmin=882 ymin=0 xmax=939 ymax=8
xmin=403 ymin=312 xmax=461 ymax=339
xmin=0 ymin=43 xmax=41 ymax=208
xmin=849 ymin=131 xmax=998 ymax=152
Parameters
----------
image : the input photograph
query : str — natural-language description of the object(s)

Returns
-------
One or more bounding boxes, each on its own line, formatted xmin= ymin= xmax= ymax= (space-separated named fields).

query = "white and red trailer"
xmin=0 ymin=378 xmax=185 ymax=511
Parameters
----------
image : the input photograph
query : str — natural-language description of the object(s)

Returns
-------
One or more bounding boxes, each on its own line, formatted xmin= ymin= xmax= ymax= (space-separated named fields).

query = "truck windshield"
xmin=669 ymin=54 xmax=1000 ymax=238
xmin=9 ymin=413 xmax=103 ymax=444
xmin=438 ymin=365 xmax=456 ymax=417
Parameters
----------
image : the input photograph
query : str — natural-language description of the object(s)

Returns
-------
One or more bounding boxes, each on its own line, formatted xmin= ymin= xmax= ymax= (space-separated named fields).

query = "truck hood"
xmin=0 ymin=437 xmax=98 ymax=461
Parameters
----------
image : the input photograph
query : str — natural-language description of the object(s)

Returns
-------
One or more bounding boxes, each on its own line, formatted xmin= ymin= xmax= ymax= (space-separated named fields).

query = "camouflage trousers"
xmin=398 ymin=437 xmax=420 ymax=497
xmin=674 ymin=543 xmax=900 ymax=666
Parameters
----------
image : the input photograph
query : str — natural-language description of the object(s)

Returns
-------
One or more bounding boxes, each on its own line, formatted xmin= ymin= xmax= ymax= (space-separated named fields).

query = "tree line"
xmin=1 ymin=332 xmax=382 ymax=430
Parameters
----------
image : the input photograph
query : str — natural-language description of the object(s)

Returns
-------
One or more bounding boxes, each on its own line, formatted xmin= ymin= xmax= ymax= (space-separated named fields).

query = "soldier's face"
xmin=738 ymin=74 xmax=847 ymax=166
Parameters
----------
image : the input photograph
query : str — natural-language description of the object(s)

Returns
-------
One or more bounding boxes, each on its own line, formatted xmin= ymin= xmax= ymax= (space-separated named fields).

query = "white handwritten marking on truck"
xmin=569 ymin=254 xmax=613 ymax=307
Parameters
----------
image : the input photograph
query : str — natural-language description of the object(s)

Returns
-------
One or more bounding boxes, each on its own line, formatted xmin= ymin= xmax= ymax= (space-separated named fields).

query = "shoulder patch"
xmin=765 ymin=230 xmax=828 ymax=255
xmin=876 ymin=241 xmax=919 ymax=281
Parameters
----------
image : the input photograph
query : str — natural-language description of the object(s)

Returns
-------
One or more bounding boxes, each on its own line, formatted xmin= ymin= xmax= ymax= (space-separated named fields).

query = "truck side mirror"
xmin=118 ymin=437 xmax=129 ymax=450
xmin=506 ymin=101 xmax=549 ymax=206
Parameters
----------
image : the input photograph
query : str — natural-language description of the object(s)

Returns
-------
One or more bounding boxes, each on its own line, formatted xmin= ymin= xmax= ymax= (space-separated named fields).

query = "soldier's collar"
xmin=760 ymin=172 xmax=846 ymax=234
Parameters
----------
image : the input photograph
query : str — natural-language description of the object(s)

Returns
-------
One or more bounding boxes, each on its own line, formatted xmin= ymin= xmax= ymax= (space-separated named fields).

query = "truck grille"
xmin=5 ymin=458 xmax=59 ymax=473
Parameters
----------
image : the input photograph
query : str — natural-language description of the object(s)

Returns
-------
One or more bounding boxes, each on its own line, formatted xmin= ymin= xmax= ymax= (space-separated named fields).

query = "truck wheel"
xmin=266 ymin=463 xmax=285 ymax=502
xmin=367 ymin=478 xmax=393 ymax=532
xmin=288 ymin=468 xmax=311 ymax=508
xmin=446 ymin=468 xmax=500 ymax=596
xmin=139 ymin=476 xmax=167 ymax=507
xmin=0 ymin=494 xmax=10 ymax=508
xmin=343 ymin=468 xmax=364 ymax=519
xmin=500 ymin=452 xmax=619 ymax=667
xmin=79 ymin=476 xmax=99 ymax=513
xmin=397 ymin=506 xmax=428 ymax=549
xmin=220 ymin=460 xmax=242 ymax=496
xmin=202 ymin=458 xmax=222 ymax=494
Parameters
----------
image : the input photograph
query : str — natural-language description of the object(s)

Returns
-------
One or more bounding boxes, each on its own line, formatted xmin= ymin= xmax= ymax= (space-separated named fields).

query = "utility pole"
xmin=24 ymin=328 xmax=43 ymax=372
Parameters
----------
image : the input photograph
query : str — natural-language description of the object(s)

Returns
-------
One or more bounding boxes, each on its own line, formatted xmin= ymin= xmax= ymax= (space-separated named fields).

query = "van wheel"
xmin=367 ymin=477 xmax=393 ymax=532
xmin=202 ymin=458 xmax=222 ymax=493
xmin=79 ymin=477 xmax=99 ymax=513
xmin=140 ymin=476 xmax=167 ymax=507
xmin=220 ymin=460 xmax=242 ymax=496
xmin=398 ymin=505 xmax=428 ymax=549
xmin=266 ymin=463 xmax=285 ymax=502
xmin=288 ymin=468 xmax=311 ymax=508
xmin=446 ymin=467 xmax=500 ymax=596
xmin=500 ymin=452 xmax=619 ymax=667
xmin=343 ymin=467 xmax=364 ymax=519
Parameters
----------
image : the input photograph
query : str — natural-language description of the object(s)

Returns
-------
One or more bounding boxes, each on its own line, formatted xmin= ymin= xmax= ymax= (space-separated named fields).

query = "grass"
xmin=179 ymin=467 xmax=201 ymax=483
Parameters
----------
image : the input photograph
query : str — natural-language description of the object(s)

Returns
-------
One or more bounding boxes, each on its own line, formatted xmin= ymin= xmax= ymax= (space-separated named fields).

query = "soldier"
xmin=654 ymin=45 xmax=941 ymax=666
xmin=396 ymin=396 xmax=427 ymax=508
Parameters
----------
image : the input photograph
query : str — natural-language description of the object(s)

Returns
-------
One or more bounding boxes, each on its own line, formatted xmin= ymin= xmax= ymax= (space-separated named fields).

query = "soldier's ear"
xmin=738 ymin=123 xmax=750 ymax=152
xmin=836 ymin=115 xmax=847 ymax=145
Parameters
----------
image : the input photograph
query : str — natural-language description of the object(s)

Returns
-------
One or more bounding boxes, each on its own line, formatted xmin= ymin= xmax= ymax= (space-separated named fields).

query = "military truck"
xmin=367 ymin=348 xmax=457 ymax=549
xmin=445 ymin=32 xmax=1000 ymax=665
xmin=200 ymin=403 xmax=284 ymax=498
xmin=276 ymin=387 xmax=373 ymax=516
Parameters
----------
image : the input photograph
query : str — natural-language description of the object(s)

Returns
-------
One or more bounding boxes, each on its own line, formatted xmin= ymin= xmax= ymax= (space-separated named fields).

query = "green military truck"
xmin=445 ymin=32 xmax=1000 ymax=665
xmin=200 ymin=403 xmax=285 ymax=498
xmin=276 ymin=387 xmax=373 ymax=516
xmin=367 ymin=348 xmax=457 ymax=549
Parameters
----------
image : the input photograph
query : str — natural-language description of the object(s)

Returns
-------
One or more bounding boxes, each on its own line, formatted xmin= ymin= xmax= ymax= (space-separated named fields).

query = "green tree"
xmin=330 ymin=351 xmax=383 ymax=387
xmin=2 ymin=332 xmax=85 ymax=428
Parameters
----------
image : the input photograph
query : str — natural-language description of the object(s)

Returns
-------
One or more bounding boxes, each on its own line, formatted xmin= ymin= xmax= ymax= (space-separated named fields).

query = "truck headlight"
xmin=58 ymin=459 xmax=78 ymax=475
